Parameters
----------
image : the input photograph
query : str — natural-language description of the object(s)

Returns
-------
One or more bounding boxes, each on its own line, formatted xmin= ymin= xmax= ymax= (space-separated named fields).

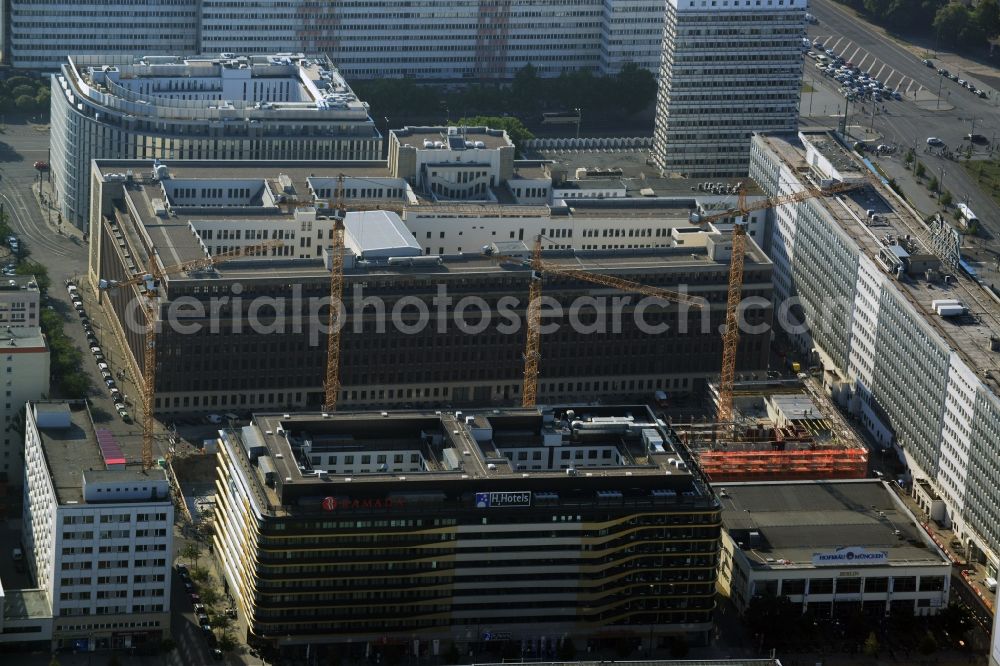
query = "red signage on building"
xmin=322 ymin=497 xmax=405 ymax=511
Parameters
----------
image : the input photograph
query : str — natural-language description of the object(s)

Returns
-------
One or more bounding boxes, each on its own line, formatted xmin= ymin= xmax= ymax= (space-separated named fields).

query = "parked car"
xmin=98 ymin=362 xmax=109 ymax=371
xmin=183 ymin=580 xmax=194 ymax=592
xmin=193 ymin=602 xmax=205 ymax=613
xmin=212 ymin=648 xmax=224 ymax=661
xmin=922 ymin=59 xmax=934 ymax=67
xmin=175 ymin=563 xmax=188 ymax=575
xmin=200 ymin=621 xmax=213 ymax=634
xmin=90 ymin=346 xmax=102 ymax=355
xmin=105 ymin=379 xmax=116 ymax=390
xmin=118 ymin=409 xmax=131 ymax=423
xmin=978 ymin=90 xmax=988 ymax=98
xmin=190 ymin=593 xmax=201 ymax=603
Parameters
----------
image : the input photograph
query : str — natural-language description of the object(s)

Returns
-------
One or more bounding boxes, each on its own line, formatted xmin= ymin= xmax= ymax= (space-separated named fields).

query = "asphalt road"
xmin=0 ymin=120 xmax=157 ymax=458
xmin=804 ymin=0 xmax=1000 ymax=276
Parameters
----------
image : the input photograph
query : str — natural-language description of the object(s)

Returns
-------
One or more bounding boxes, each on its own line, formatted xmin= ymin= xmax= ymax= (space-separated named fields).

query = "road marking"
xmin=857 ymin=54 xmax=871 ymax=70
xmin=831 ymin=37 xmax=844 ymax=50
xmin=874 ymin=64 xmax=887 ymax=79
xmin=905 ymin=79 xmax=915 ymax=94
xmin=849 ymin=46 xmax=861 ymax=62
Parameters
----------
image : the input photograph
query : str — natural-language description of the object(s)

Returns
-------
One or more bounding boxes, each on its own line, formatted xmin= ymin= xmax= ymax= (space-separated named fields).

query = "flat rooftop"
xmin=757 ymin=131 xmax=1000 ymax=394
xmin=0 ymin=589 xmax=52 ymax=620
xmin=0 ymin=327 xmax=46 ymax=351
xmin=720 ymin=480 xmax=950 ymax=569
xmin=392 ymin=126 xmax=512 ymax=151
xmin=94 ymin=160 xmax=771 ymax=284
xmin=533 ymin=149 xmax=764 ymax=198
xmin=1 ymin=587 xmax=51 ymax=621
xmin=224 ymin=405 xmax=716 ymax=515
xmin=0 ymin=274 xmax=39 ymax=292
xmin=66 ymin=53 xmax=373 ymax=122
xmin=32 ymin=402 xmax=163 ymax=505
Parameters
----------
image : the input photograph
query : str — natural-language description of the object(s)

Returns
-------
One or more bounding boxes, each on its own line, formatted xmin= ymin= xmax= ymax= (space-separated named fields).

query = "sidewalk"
xmin=31 ymin=178 xmax=84 ymax=242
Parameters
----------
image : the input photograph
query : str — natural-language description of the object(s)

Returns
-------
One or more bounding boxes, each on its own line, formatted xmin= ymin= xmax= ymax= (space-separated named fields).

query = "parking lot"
xmin=811 ymin=34 xmax=930 ymax=98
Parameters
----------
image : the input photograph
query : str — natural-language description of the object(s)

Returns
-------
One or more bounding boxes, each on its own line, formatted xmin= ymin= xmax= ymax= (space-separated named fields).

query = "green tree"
xmin=209 ymin=611 xmax=232 ymax=637
xmin=16 ymin=260 xmax=50 ymax=291
xmin=35 ymin=89 xmax=50 ymax=111
xmin=455 ymin=115 xmax=534 ymax=157
xmin=863 ymin=631 xmax=879 ymax=657
xmin=5 ymin=76 xmax=35 ymax=93
xmin=928 ymin=175 xmax=939 ymax=191
xmin=940 ymin=190 xmax=953 ymax=206
xmin=934 ymin=4 xmax=972 ymax=47
xmin=15 ymin=95 xmax=35 ymax=110
xmin=48 ymin=657 xmax=60 ymax=666
xmin=974 ymin=0 xmax=1000 ymax=37
xmin=199 ymin=586 xmax=221 ymax=608
xmin=218 ymin=634 xmax=238 ymax=653
xmin=181 ymin=543 xmax=202 ymax=567
xmin=904 ymin=148 xmax=914 ymax=165
xmin=510 ymin=64 xmax=543 ymax=115
xmin=937 ymin=602 xmax=973 ymax=639
xmin=10 ymin=85 xmax=36 ymax=100
xmin=614 ymin=62 xmax=658 ymax=115
xmin=918 ymin=631 xmax=938 ymax=655
xmin=190 ymin=566 xmax=211 ymax=583
xmin=915 ymin=162 xmax=926 ymax=178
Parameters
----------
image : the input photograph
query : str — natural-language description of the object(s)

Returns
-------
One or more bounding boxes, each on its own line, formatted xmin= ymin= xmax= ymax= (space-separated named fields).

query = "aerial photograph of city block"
xmin=1 ymin=1 xmax=1000 ymax=665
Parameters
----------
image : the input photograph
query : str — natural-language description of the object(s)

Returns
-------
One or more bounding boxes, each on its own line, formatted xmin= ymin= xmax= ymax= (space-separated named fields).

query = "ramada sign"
xmin=322 ymin=497 xmax=405 ymax=512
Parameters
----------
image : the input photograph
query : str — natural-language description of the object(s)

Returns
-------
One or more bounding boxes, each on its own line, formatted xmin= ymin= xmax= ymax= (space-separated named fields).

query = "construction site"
xmin=671 ymin=377 xmax=869 ymax=482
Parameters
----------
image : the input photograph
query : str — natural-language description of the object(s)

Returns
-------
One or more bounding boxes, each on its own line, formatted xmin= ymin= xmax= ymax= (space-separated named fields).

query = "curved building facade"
xmin=50 ymin=53 xmax=382 ymax=228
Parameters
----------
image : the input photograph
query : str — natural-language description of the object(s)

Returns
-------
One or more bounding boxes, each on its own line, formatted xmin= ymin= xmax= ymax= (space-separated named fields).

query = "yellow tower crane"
xmin=487 ymin=235 xmax=708 ymax=408
xmin=689 ymin=180 xmax=865 ymax=425
xmin=101 ymin=240 xmax=283 ymax=469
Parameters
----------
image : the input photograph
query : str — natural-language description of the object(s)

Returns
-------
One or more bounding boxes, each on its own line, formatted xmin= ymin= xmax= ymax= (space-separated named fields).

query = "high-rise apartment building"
xmin=6 ymin=1 xmax=663 ymax=78
xmin=21 ymin=401 xmax=174 ymax=652
xmin=50 ymin=53 xmax=381 ymax=229
xmin=749 ymin=129 xmax=1000 ymax=582
xmin=652 ymin=0 xmax=806 ymax=177
xmin=213 ymin=405 xmax=720 ymax=658
xmin=4 ymin=1 xmax=198 ymax=70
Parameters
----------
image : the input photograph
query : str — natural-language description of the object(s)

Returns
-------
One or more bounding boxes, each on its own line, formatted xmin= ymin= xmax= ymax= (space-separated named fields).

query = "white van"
xmin=986 ymin=577 xmax=997 ymax=593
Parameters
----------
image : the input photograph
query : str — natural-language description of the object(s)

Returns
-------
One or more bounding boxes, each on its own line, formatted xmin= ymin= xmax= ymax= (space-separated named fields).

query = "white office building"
xmin=653 ymin=0 xmax=806 ymax=176
xmin=6 ymin=1 xmax=665 ymax=79
xmin=749 ymin=129 xmax=1000 ymax=582
xmin=0 ymin=326 xmax=49 ymax=501
xmin=0 ymin=275 xmax=41 ymax=329
xmin=4 ymin=1 xmax=198 ymax=70
xmin=50 ymin=53 xmax=381 ymax=229
xmin=21 ymin=401 xmax=173 ymax=652
xmin=719 ymin=480 xmax=952 ymax=618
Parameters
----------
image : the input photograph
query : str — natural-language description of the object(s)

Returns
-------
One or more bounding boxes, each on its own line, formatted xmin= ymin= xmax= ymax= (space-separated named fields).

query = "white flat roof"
xmin=344 ymin=210 xmax=421 ymax=258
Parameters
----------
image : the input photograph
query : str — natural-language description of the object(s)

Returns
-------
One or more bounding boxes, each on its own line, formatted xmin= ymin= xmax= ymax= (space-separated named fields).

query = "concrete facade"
xmin=653 ymin=0 xmax=806 ymax=176
xmin=21 ymin=401 xmax=173 ymax=652
xmin=6 ymin=1 xmax=667 ymax=78
xmin=749 ymin=130 xmax=1000 ymax=582
xmin=50 ymin=53 xmax=381 ymax=228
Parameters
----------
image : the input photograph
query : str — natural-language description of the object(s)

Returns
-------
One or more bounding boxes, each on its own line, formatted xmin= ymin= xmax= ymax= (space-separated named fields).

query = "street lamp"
xmin=574 ymin=107 xmax=582 ymax=139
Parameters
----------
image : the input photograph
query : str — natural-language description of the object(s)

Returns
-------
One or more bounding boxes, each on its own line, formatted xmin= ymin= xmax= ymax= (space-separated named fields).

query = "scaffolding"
xmin=696 ymin=446 xmax=869 ymax=482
